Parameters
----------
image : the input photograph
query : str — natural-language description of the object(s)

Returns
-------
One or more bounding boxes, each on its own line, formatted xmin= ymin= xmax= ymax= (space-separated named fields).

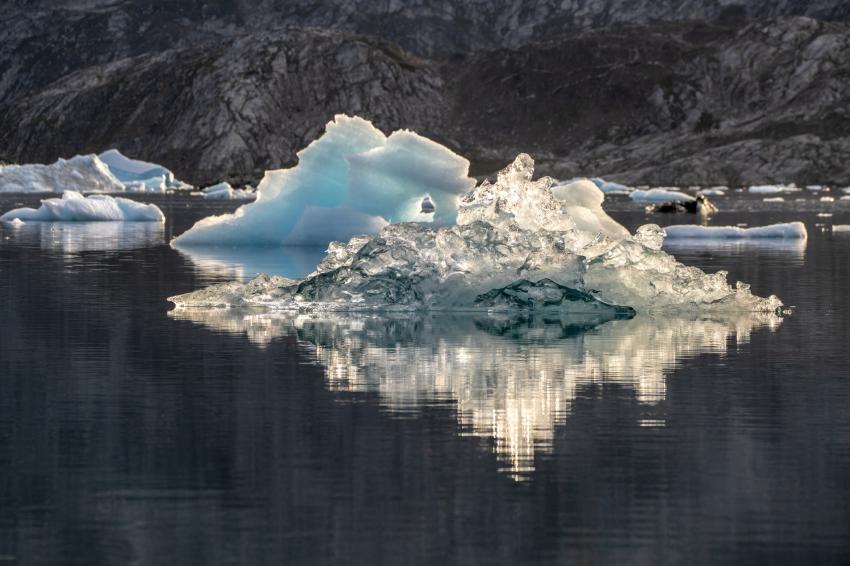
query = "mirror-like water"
xmin=1 ymin=194 xmax=849 ymax=564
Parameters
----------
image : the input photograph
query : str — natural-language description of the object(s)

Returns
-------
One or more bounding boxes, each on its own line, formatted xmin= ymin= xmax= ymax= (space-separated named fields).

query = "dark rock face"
xmin=2 ymin=2 xmax=849 ymax=186
xmin=0 ymin=30 xmax=444 ymax=186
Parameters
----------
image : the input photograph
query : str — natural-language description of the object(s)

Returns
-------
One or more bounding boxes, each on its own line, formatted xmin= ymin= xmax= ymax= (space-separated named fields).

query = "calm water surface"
xmin=0 ymin=194 xmax=849 ymax=565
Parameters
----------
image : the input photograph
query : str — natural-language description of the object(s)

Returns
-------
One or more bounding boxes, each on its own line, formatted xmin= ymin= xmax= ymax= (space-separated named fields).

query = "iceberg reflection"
xmin=173 ymin=244 xmax=327 ymax=281
xmin=2 ymin=220 xmax=164 ymax=253
xmin=169 ymin=309 xmax=782 ymax=479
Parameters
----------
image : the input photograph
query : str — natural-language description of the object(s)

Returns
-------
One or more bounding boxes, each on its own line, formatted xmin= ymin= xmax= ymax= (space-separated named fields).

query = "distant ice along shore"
xmin=0 ymin=150 xmax=191 ymax=194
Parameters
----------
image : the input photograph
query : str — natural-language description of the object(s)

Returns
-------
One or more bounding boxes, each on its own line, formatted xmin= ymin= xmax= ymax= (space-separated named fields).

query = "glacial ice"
xmin=172 ymin=115 xmax=475 ymax=247
xmin=0 ymin=155 xmax=125 ymax=193
xmin=0 ymin=191 xmax=165 ymax=222
xmin=170 ymin=154 xmax=783 ymax=313
xmin=588 ymin=177 xmax=632 ymax=194
xmin=664 ymin=222 xmax=808 ymax=240
xmin=168 ymin=309 xmax=782 ymax=479
xmin=0 ymin=151 xmax=190 ymax=193
xmin=98 ymin=149 xmax=174 ymax=184
xmin=630 ymin=188 xmax=695 ymax=203
xmin=201 ymin=182 xmax=255 ymax=200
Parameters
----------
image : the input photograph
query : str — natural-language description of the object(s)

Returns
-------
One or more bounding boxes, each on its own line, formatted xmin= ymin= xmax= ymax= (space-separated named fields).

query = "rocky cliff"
xmin=1 ymin=2 xmax=849 ymax=185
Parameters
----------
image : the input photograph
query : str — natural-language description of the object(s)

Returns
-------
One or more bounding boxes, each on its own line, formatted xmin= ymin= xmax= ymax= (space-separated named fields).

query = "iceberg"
xmin=201 ymin=182 xmax=255 ymax=200
xmin=0 ymin=150 xmax=190 ymax=194
xmin=0 ymin=191 xmax=165 ymax=222
xmin=97 ymin=149 xmax=174 ymax=185
xmin=664 ymin=222 xmax=808 ymax=240
xmin=0 ymin=155 xmax=125 ymax=193
xmin=170 ymin=154 xmax=782 ymax=313
xmin=630 ymin=188 xmax=694 ymax=204
xmin=172 ymin=115 xmax=475 ymax=247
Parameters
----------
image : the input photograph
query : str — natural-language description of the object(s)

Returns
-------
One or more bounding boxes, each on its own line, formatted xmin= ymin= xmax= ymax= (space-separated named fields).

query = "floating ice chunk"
xmin=0 ymin=191 xmax=164 ymax=222
xmin=699 ymin=186 xmax=727 ymax=196
xmin=820 ymin=196 xmax=835 ymax=203
xmin=201 ymin=182 xmax=255 ymax=200
xmin=763 ymin=197 xmax=785 ymax=202
xmin=171 ymin=154 xmax=782 ymax=313
xmin=588 ymin=177 xmax=632 ymax=194
xmin=748 ymin=184 xmax=801 ymax=194
xmin=664 ymin=222 xmax=807 ymax=239
xmin=98 ymin=149 xmax=174 ymax=185
xmin=833 ymin=225 xmax=850 ymax=233
xmin=630 ymin=188 xmax=695 ymax=203
xmin=173 ymin=115 xmax=474 ymax=247
xmin=0 ymin=155 xmax=125 ymax=193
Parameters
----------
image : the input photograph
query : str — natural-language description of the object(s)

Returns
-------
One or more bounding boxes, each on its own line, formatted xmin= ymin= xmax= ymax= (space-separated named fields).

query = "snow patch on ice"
xmin=173 ymin=115 xmax=474 ymax=247
xmin=0 ymin=191 xmax=165 ymax=222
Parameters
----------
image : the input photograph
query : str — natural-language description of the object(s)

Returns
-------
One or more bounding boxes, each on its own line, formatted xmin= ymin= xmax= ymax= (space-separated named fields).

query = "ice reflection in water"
xmin=172 ymin=244 xmax=327 ymax=280
xmin=169 ymin=309 xmax=783 ymax=480
xmin=1 ymin=220 xmax=164 ymax=252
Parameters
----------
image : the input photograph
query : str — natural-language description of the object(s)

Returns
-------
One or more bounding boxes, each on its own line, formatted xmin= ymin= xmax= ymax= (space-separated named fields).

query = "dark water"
xmin=1 ymin=194 xmax=849 ymax=565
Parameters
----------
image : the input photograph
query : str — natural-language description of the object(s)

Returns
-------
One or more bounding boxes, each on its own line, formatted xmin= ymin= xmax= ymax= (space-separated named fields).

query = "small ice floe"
xmin=817 ymin=213 xmax=833 ymax=218
xmin=630 ymin=188 xmax=693 ymax=203
xmin=763 ymin=197 xmax=785 ymax=202
xmin=664 ymin=222 xmax=807 ymax=240
xmin=806 ymin=185 xmax=826 ymax=192
xmin=748 ymin=184 xmax=801 ymax=194
xmin=833 ymin=225 xmax=850 ymax=233
xmin=698 ymin=186 xmax=727 ymax=196
xmin=0 ymin=190 xmax=164 ymax=222
xmin=820 ymin=196 xmax=835 ymax=203
xmin=841 ymin=196 xmax=850 ymax=201
xmin=201 ymin=182 xmax=255 ymax=200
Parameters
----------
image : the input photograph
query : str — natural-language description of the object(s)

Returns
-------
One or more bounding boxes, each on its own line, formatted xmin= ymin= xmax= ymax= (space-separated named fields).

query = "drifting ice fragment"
xmin=664 ymin=222 xmax=807 ymax=239
xmin=170 ymin=154 xmax=782 ymax=313
xmin=0 ymin=191 xmax=165 ymax=222
xmin=172 ymin=115 xmax=475 ymax=247
xmin=202 ymin=182 xmax=255 ymax=200
xmin=98 ymin=149 xmax=175 ymax=185
xmin=630 ymin=189 xmax=694 ymax=203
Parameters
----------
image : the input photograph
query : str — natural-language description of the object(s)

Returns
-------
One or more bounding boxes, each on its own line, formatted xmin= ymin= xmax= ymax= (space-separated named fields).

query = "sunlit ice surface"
xmin=168 ymin=310 xmax=782 ymax=481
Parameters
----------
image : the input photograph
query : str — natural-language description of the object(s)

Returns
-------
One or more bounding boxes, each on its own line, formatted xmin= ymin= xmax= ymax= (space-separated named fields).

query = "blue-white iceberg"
xmin=172 ymin=115 xmax=475 ymax=247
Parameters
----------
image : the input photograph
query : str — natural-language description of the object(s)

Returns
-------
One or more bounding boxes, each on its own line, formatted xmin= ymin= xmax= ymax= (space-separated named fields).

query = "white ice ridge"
xmin=0 ymin=151 xmax=190 ymax=193
xmin=629 ymin=188 xmax=694 ymax=203
xmin=201 ymin=182 xmax=255 ymax=200
xmin=0 ymin=191 xmax=165 ymax=222
xmin=748 ymin=184 xmax=802 ymax=194
xmin=172 ymin=115 xmax=475 ymax=247
xmin=664 ymin=222 xmax=808 ymax=240
xmin=167 ymin=310 xmax=783 ymax=479
xmin=169 ymin=154 xmax=783 ymax=313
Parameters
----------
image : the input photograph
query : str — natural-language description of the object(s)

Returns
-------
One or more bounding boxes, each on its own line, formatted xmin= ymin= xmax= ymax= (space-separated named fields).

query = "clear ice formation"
xmin=170 ymin=154 xmax=783 ymax=313
xmin=172 ymin=115 xmax=475 ymax=247
xmin=0 ymin=151 xmax=189 ymax=194
xmin=0 ymin=191 xmax=165 ymax=222
xmin=168 ymin=309 xmax=783 ymax=479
